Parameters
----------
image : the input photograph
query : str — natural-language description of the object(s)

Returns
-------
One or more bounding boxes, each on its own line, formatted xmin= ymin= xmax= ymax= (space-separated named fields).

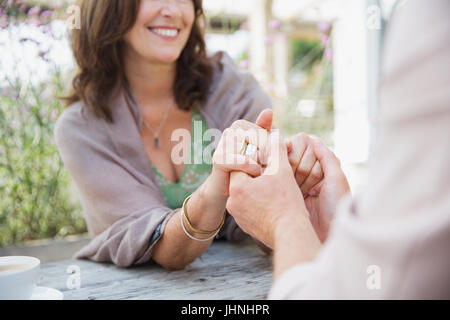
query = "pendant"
xmin=154 ymin=137 xmax=160 ymax=148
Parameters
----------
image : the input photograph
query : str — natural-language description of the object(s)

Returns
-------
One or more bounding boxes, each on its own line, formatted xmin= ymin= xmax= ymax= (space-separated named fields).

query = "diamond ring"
xmin=239 ymin=140 xmax=258 ymax=157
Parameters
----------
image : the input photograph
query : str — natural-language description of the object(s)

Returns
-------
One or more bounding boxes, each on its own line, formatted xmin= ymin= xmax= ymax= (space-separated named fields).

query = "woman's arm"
xmin=152 ymin=122 xmax=268 ymax=270
xmin=151 ymin=174 xmax=228 ymax=270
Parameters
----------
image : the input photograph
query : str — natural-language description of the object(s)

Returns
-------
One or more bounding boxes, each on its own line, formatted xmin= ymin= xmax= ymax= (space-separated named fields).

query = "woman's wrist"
xmin=202 ymin=168 xmax=229 ymax=204
xmin=183 ymin=174 xmax=228 ymax=233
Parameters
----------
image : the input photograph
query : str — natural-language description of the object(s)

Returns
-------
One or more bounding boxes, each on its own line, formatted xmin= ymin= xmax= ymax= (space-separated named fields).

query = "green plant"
xmin=0 ymin=1 xmax=86 ymax=247
xmin=0 ymin=70 xmax=87 ymax=247
xmin=0 ymin=68 xmax=87 ymax=247
xmin=278 ymin=35 xmax=334 ymax=145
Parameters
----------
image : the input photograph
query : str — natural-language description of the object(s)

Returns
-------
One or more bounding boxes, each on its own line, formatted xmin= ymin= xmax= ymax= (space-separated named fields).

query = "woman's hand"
xmin=207 ymin=118 xmax=271 ymax=202
xmin=287 ymin=133 xmax=325 ymax=197
xmin=151 ymin=114 xmax=273 ymax=270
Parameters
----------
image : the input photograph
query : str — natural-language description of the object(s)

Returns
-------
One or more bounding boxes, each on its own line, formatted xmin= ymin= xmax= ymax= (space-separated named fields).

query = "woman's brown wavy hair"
xmin=64 ymin=0 xmax=219 ymax=124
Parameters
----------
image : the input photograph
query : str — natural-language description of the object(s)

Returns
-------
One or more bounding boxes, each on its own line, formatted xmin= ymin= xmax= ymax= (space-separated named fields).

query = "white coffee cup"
xmin=0 ymin=256 xmax=40 ymax=300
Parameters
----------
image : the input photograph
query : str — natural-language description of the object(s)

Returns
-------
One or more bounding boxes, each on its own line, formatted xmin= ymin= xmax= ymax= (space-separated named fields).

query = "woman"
xmin=55 ymin=0 xmax=318 ymax=270
xmin=55 ymin=0 xmax=273 ymax=270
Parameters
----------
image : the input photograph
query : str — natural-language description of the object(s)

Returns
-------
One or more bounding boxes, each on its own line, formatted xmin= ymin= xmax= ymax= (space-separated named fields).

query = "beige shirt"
xmin=54 ymin=52 xmax=272 ymax=267
xmin=269 ymin=0 xmax=450 ymax=299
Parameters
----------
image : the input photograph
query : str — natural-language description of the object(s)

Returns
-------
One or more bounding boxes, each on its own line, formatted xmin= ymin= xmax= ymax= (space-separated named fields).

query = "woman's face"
xmin=124 ymin=0 xmax=196 ymax=64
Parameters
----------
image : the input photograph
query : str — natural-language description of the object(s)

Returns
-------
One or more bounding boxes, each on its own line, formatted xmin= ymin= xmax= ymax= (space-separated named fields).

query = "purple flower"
xmin=27 ymin=6 xmax=41 ymax=16
xmin=320 ymin=33 xmax=330 ymax=47
xmin=1 ymin=88 xmax=9 ymax=97
xmin=0 ymin=18 xmax=7 ymax=29
xmin=40 ymin=10 xmax=53 ymax=19
xmin=318 ymin=21 xmax=331 ymax=32
xmin=324 ymin=48 xmax=333 ymax=62
xmin=239 ymin=60 xmax=249 ymax=69
xmin=264 ymin=35 xmax=273 ymax=46
xmin=0 ymin=8 xmax=4 ymax=16
xmin=13 ymin=92 xmax=20 ymax=100
xmin=19 ymin=37 xmax=40 ymax=45
xmin=269 ymin=19 xmax=281 ymax=30
xmin=39 ymin=50 xmax=49 ymax=61
xmin=31 ymin=18 xmax=44 ymax=27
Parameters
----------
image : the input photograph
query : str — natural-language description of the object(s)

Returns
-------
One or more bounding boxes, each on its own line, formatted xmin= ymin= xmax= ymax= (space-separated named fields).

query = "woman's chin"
xmin=149 ymin=52 xmax=182 ymax=65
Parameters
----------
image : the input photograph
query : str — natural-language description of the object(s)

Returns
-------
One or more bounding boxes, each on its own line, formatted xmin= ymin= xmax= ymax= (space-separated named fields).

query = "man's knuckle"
xmin=291 ymin=133 xmax=309 ymax=151
xmin=294 ymin=132 xmax=308 ymax=142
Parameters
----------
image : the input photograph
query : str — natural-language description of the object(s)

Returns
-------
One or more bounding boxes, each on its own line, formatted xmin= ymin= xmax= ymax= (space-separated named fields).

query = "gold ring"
xmin=239 ymin=139 xmax=249 ymax=155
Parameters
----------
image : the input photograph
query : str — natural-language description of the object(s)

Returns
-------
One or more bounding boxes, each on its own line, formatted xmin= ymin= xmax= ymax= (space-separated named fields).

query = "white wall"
xmin=332 ymin=0 xmax=370 ymax=165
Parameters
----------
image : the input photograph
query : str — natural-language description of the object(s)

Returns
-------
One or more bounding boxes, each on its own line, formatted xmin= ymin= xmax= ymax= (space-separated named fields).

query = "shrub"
xmin=0 ymin=1 xmax=86 ymax=247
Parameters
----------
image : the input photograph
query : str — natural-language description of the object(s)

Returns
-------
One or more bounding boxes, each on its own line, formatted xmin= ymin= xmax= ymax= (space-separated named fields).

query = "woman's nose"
xmin=160 ymin=0 xmax=183 ymax=19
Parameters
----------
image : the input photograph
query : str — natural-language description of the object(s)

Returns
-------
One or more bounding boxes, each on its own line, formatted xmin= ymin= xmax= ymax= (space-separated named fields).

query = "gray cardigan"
xmin=54 ymin=52 xmax=272 ymax=267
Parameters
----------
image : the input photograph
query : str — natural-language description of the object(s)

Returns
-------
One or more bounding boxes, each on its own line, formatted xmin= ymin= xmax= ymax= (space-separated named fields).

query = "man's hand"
xmin=226 ymin=132 xmax=310 ymax=249
xmin=304 ymin=139 xmax=351 ymax=242
xmin=286 ymin=133 xmax=350 ymax=242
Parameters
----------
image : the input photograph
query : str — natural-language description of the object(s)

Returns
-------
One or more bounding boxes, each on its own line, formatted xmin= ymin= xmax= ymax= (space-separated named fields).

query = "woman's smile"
xmin=123 ymin=0 xmax=195 ymax=63
xmin=147 ymin=25 xmax=181 ymax=42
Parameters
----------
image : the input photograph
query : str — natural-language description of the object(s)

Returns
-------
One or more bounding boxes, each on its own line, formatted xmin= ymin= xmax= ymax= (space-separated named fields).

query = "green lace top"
xmin=151 ymin=109 xmax=214 ymax=209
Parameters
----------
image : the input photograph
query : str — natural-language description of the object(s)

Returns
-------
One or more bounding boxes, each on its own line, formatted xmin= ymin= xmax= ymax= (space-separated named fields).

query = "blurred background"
xmin=0 ymin=0 xmax=398 ymax=260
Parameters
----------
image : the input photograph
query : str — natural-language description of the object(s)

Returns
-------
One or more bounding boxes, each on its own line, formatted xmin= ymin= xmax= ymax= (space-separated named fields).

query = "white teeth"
xmin=150 ymin=28 xmax=178 ymax=37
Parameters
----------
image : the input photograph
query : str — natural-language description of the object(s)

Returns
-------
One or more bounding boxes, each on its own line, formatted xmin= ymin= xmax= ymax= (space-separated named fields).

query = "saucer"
xmin=30 ymin=286 xmax=64 ymax=300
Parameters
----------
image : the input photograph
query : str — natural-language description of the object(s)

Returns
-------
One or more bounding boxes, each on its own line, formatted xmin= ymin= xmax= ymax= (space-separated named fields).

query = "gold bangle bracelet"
xmin=180 ymin=210 xmax=220 ymax=242
xmin=182 ymin=195 xmax=226 ymax=235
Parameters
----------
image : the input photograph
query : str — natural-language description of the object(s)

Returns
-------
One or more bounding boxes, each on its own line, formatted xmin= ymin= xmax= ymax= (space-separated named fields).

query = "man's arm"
xmin=273 ymin=213 xmax=321 ymax=281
